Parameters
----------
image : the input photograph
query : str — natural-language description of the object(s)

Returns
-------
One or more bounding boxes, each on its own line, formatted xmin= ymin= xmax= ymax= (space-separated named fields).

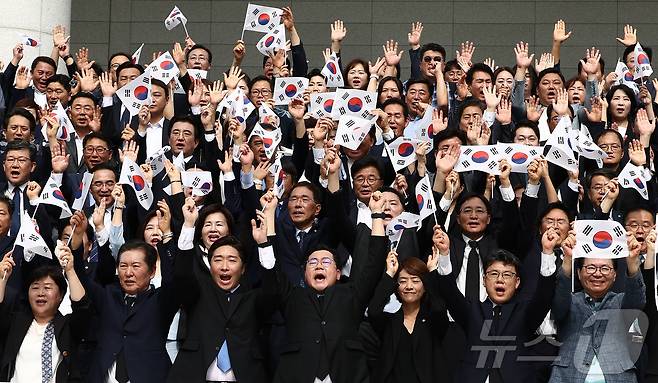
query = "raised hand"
xmin=436 ymin=144 xmax=460 ymax=175
xmin=514 ymin=41 xmax=534 ymax=69
xmin=330 ymin=20 xmax=347 ymax=42
xmin=0 ymin=252 xmax=15 ymax=281
xmin=369 ymin=57 xmax=386 ymax=76
xmin=182 ymin=197 xmax=198 ymax=227
xmin=456 ymin=41 xmax=475 ymax=66
xmin=553 ymin=19 xmax=572 ymax=44
xmin=616 ymin=24 xmax=637 ymax=46
xmin=92 ymin=198 xmax=107 ymax=230
xmin=50 ymin=141 xmax=70 ymax=173
xmin=483 ymin=85 xmax=501 ymax=110
xmin=579 ymin=47 xmax=601 ymax=77
xmin=584 ymin=96 xmax=603 ymax=122
xmin=432 ymin=225 xmax=450 ymax=257
xmin=15 ymin=66 xmax=31 ymax=90
xmin=99 ymin=71 xmax=116 ymax=97
xmin=534 ymin=52 xmax=555 ymax=73
xmin=635 ymin=108 xmax=655 ymax=139
xmin=385 ymin=251 xmax=399 ymax=277
xmin=496 ymin=98 xmax=512 ymax=124
xmin=552 ymin=88 xmax=569 ymax=116
xmin=118 ymin=140 xmax=139 ymax=163
xmin=369 ymin=190 xmax=385 ymax=213
xmin=408 ymin=22 xmax=423 ymax=49
xmin=525 ymin=96 xmax=544 ymax=122
xmin=541 ymin=227 xmax=560 ymax=253
xmin=382 ymin=40 xmax=403 ymax=67
xmin=628 ymin=139 xmax=647 ymax=166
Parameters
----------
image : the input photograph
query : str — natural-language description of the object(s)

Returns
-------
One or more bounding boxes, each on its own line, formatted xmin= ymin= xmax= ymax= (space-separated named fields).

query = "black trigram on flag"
xmin=341 ymin=93 xmax=349 ymax=100
xmin=162 ymin=72 xmax=170 ymax=79
xmin=360 ymin=111 xmax=372 ymax=119
xmin=345 ymin=120 xmax=355 ymax=128
xmin=341 ymin=133 xmax=350 ymax=142
xmin=138 ymin=194 xmax=149 ymax=201
xmin=150 ymin=67 xmax=159 ymax=73
xmin=339 ymin=107 xmax=346 ymax=115
xmin=420 ymin=183 xmax=429 ymax=192
xmin=613 ymin=226 xmax=624 ymax=237
xmin=461 ymin=160 xmax=471 ymax=168
xmin=612 ymin=245 xmax=623 ymax=255
xmin=582 ymin=225 xmax=593 ymax=236
xmin=278 ymin=81 xmax=286 ymax=88
xmin=582 ymin=243 xmax=592 ymax=253
xmin=504 ymin=146 xmax=513 ymax=154
xmin=629 ymin=170 xmax=637 ymax=177
xmin=552 ymin=150 xmax=562 ymax=159
xmin=557 ymin=137 xmax=565 ymax=145
xmin=364 ymin=95 xmax=372 ymax=103
xmin=490 ymin=147 xmax=498 ymax=155
xmin=278 ymin=94 xmax=285 ymax=101
xmin=396 ymin=159 xmax=405 ymax=166
xmin=314 ymin=97 xmax=322 ymax=105
xmin=192 ymin=178 xmax=200 ymax=187
xmin=42 ymin=193 xmax=50 ymax=199
xmin=529 ymin=149 xmax=538 ymax=156
xmin=252 ymin=8 xmax=260 ymax=15
xmin=463 ymin=148 xmax=473 ymax=155
xmin=296 ymin=80 xmax=304 ymax=87
xmin=487 ymin=161 xmax=496 ymax=169
xmin=28 ymin=234 xmax=40 ymax=242
xmin=131 ymin=102 xmax=141 ymax=109
xmin=124 ymin=89 xmax=132 ymax=98
xmin=623 ymin=179 xmax=630 ymax=186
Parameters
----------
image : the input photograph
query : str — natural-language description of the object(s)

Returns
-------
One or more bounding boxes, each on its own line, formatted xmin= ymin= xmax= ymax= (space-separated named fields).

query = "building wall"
xmin=70 ymin=0 xmax=658 ymax=80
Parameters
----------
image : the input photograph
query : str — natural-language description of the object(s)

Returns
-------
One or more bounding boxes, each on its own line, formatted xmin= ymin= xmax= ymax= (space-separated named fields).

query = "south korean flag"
xmin=44 ymin=101 xmax=74 ymax=141
xmin=249 ymin=123 xmax=282 ymax=159
xmin=543 ymin=116 xmax=578 ymax=172
xmin=453 ymin=145 xmax=501 ymax=175
xmin=332 ymin=89 xmax=377 ymax=120
xmin=386 ymin=137 xmax=422 ymax=172
xmin=119 ymin=158 xmax=154 ymax=210
xmin=147 ymin=145 xmax=171 ymax=176
xmin=309 ymin=92 xmax=336 ymax=119
xmin=633 ymin=42 xmax=653 ymax=80
xmin=187 ymin=69 xmax=208 ymax=80
xmin=181 ymin=170 xmax=213 ymax=196
xmin=386 ymin=212 xmax=421 ymax=248
xmin=269 ymin=153 xmax=286 ymax=199
xmin=614 ymin=60 xmax=639 ymax=93
xmin=414 ymin=105 xmax=436 ymax=143
xmin=321 ymin=53 xmax=344 ymax=88
xmin=575 ymin=123 xmax=607 ymax=164
xmin=148 ymin=52 xmax=180 ymax=84
xmin=257 ymin=27 xmax=286 ymax=57
xmin=243 ymin=3 xmax=282 ymax=33
xmin=575 ymin=220 xmax=628 ymax=259
xmin=273 ymin=77 xmax=308 ymax=106
xmin=498 ymin=143 xmax=541 ymax=173
xmin=618 ymin=161 xmax=650 ymax=200
xmin=335 ymin=114 xmax=375 ymax=151
xmin=117 ymin=71 xmax=152 ymax=116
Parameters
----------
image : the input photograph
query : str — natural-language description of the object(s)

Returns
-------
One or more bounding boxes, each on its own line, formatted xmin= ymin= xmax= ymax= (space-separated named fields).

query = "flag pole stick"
xmin=31 ymin=203 xmax=40 ymax=220
xmin=66 ymin=223 xmax=77 ymax=247
xmin=433 ymin=210 xmax=439 ymax=226
xmin=181 ymin=20 xmax=190 ymax=38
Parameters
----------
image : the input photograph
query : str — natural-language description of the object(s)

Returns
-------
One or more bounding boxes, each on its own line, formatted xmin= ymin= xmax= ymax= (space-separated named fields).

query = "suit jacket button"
xmin=62 ymin=351 xmax=69 ymax=357
xmin=321 ymin=321 xmax=326 ymax=325
xmin=315 ymin=339 xmax=320 ymax=344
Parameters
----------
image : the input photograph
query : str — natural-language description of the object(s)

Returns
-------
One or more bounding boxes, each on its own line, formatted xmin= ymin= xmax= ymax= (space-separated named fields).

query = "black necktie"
xmin=116 ymin=295 xmax=137 ymax=383
xmin=124 ymin=295 xmax=136 ymax=309
xmin=10 ymin=190 xmax=20 ymax=236
xmin=120 ymin=107 xmax=130 ymax=128
xmin=316 ymin=294 xmax=329 ymax=379
xmin=465 ymin=240 xmax=480 ymax=301
xmin=297 ymin=231 xmax=307 ymax=250
xmin=488 ymin=305 xmax=504 ymax=383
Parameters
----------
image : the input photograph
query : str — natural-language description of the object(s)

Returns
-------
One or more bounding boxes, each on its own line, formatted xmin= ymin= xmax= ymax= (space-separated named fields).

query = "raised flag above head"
xmin=498 ymin=143 xmax=541 ymax=173
xmin=543 ymin=116 xmax=578 ymax=172
xmin=165 ymin=6 xmax=188 ymax=32
xmin=258 ymin=103 xmax=280 ymax=128
xmin=574 ymin=220 xmax=628 ymax=259
xmin=148 ymin=52 xmax=180 ymax=84
xmin=132 ymin=43 xmax=144 ymax=64
xmin=181 ymin=170 xmax=213 ymax=196
xmin=386 ymin=212 xmax=421 ymax=247
xmin=415 ymin=175 xmax=437 ymax=222
xmin=187 ymin=69 xmax=207 ymax=80
xmin=332 ymin=89 xmax=377 ymax=119
xmin=249 ymin=123 xmax=282 ymax=159
xmin=117 ymin=71 xmax=152 ymax=116
xmin=321 ymin=53 xmax=344 ymax=88
xmin=334 ymin=114 xmax=375 ymax=151
xmin=386 ymin=137 xmax=422 ymax=172
xmin=243 ymin=4 xmax=283 ymax=33
xmin=614 ymin=60 xmax=639 ymax=93
xmin=633 ymin=42 xmax=653 ymax=80
xmin=618 ymin=161 xmax=650 ymax=200
xmin=309 ymin=92 xmax=336 ymax=119
xmin=273 ymin=77 xmax=308 ymax=106
xmin=32 ymin=177 xmax=72 ymax=219
xmin=147 ymin=145 xmax=171 ymax=176
xmin=72 ymin=172 xmax=93 ymax=211
xmin=453 ymin=145 xmax=502 ymax=175
xmin=269 ymin=153 xmax=286 ymax=199
xmin=18 ymin=33 xmax=39 ymax=47
xmin=119 ymin=158 xmax=154 ymax=209
xmin=15 ymin=215 xmax=52 ymax=262
xmin=257 ymin=27 xmax=286 ymax=57
xmin=414 ymin=105 xmax=436 ymax=142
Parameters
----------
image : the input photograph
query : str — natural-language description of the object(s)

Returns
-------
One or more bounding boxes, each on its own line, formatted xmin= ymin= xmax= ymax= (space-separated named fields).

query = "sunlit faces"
xmin=249 ymin=135 xmax=268 ymax=164
xmin=118 ymin=249 xmax=155 ymax=295
xmin=609 ymin=89 xmax=632 ymax=121
xmin=0 ymin=200 xmax=10 ymax=237
xmin=495 ymin=70 xmax=514 ymax=99
xmin=347 ymin=63 xmax=368 ymax=90
xmin=308 ymin=75 xmax=327 ymax=94
xmin=483 ymin=260 xmax=520 ymax=305
xmin=513 ymin=127 xmax=539 ymax=146
xmin=3 ymin=148 xmax=34 ymax=186
xmin=109 ymin=55 xmax=130 ymax=82
xmin=624 ymin=209 xmax=655 ymax=254
xmin=539 ymin=208 xmax=570 ymax=246
xmin=405 ymin=82 xmax=431 ymax=117
xmin=287 ymin=185 xmax=321 ymax=230
xmin=249 ymin=79 xmax=272 ymax=108
xmin=379 ymin=79 xmax=401 ymax=103
xmin=209 ymin=245 xmax=244 ymax=291
xmin=596 ymin=132 xmax=623 ymax=166
xmin=468 ymin=71 xmax=493 ymax=101
xmin=69 ymin=96 xmax=95 ymax=129
xmin=457 ymin=196 xmax=490 ymax=239
xmin=117 ymin=67 xmax=141 ymax=89
xmin=537 ymin=73 xmax=564 ymax=106
xmin=201 ymin=211 xmax=230 ymax=249
xmin=587 ymin=174 xmax=612 ymax=208
xmin=143 ymin=215 xmax=162 ymax=247
xmin=46 ymin=81 xmax=70 ymax=108
xmin=5 ymin=114 xmax=32 ymax=142
xmin=352 ymin=165 xmax=383 ymax=204
xmin=187 ymin=47 xmax=211 ymax=71
xmin=28 ymin=276 xmax=64 ymax=320
xmin=458 ymin=105 xmax=483 ymax=133
xmin=90 ymin=169 xmax=117 ymax=206
xmin=83 ymin=137 xmax=112 ymax=170
xmin=32 ymin=62 xmax=56 ymax=92
xmin=382 ymin=190 xmax=404 ymax=225
xmin=396 ymin=269 xmax=425 ymax=304
xmin=168 ymin=121 xmax=198 ymax=157
xmin=383 ymin=102 xmax=407 ymax=137
xmin=420 ymin=50 xmax=444 ymax=79
xmin=567 ymin=80 xmax=585 ymax=105
xmin=304 ymin=249 xmax=340 ymax=293
xmin=149 ymin=83 xmax=168 ymax=114
xmin=445 ymin=67 xmax=464 ymax=83
xmin=577 ymin=258 xmax=616 ymax=299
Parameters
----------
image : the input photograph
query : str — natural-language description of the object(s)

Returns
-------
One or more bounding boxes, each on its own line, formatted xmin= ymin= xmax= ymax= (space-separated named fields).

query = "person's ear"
xmin=314 ymin=203 xmax=321 ymax=217
xmin=514 ymin=277 xmax=520 ymax=289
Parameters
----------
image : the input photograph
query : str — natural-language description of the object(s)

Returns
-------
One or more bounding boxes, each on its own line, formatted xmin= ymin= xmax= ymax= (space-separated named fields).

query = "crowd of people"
xmin=0 ymin=5 xmax=656 ymax=383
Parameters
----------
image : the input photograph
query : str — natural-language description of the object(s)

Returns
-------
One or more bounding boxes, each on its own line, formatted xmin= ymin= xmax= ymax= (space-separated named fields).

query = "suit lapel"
xmin=451 ymin=235 xmax=466 ymax=273
xmin=225 ymin=285 xmax=245 ymax=320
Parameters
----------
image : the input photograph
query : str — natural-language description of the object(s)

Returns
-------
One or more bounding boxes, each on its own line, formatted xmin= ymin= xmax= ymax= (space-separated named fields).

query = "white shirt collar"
xmin=148 ymin=117 xmax=165 ymax=129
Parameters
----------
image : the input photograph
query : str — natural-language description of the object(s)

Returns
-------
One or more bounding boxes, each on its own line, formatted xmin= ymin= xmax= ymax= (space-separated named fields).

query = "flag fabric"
xmin=173 ymin=76 xmax=185 ymax=95
xmin=273 ymin=77 xmax=308 ymax=105
xmin=148 ymin=52 xmax=180 ymax=84
xmin=309 ymin=92 xmax=336 ymax=120
xmin=269 ymin=154 xmax=286 ymax=199
xmin=575 ymin=124 xmax=608 ymax=161
xmin=574 ymin=220 xmax=628 ymax=259
xmin=18 ymin=33 xmax=39 ymax=47
xmin=173 ymin=151 xmax=186 ymax=171
xmin=543 ymin=116 xmax=578 ymax=172
xmin=415 ymin=175 xmax=436 ymax=221
xmin=453 ymin=145 xmax=502 ymax=175
xmin=386 ymin=137 xmax=422 ymax=172
xmin=334 ymin=115 xmax=375 ymax=151
xmin=146 ymin=145 xmax=170 ymax=176
xmin=633 ymin=43 xmax=653 ymax=80
xmin=32 ymin=177 xmax=72 ymax=219
xmin=497 ymin=143 xmax=541 ymax=173
xmin=243 ymin=4 xmax=283 ymax=33
xmin=72 ymin=172 xmax=93 ymax=211
xmin=15 ymin=213 xmax=52 ymax=262
xmin=219 ymin=89 xmax=255 ymax=124
xmin=414 ymin=105 xmax=436 ymax=142
xmin=257 ymin=27 xmax=286 ymax=56
xmin=117 ymin=71 xmax=152 ymax=116
xmin=618 ymin=161 xmax=650 ymax=200
xmin=45 ymin=101 xmax=73 ymax=141
xmin=132 ymin=43 xmax=144 ymax=64
xmin=258 ymin=104 xmax=280 ymax=128
xmin=181 ymin=171 xmax=213 ymax=196
xmin=386 ymin=212 xmax=421 ymax=246
xmin=332 ymin=89 xmax=377 ymax=119
xmin=321 ymin=53 xmax=344 ymax=87
xmin=187 ymin=69 xmax=208 ymax=80
xmin=249 ymin=124 xmax=282 ymax=159
xmin=119 ymin=158 xmax=154 ymax=209
xmin=165 ymin=6 xmax=188 ymax=31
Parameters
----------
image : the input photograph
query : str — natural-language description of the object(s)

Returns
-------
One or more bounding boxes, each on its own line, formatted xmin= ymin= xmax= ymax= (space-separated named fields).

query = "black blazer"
xmin=167 ymin=247 xmax=278 ymax=383
xmin=0 ymin=292 xmax=91 ymax=382
xmin=643 ymin=268 xmax=658 ymax=379
xmin=368 ymin=271 xmax=449 ymax=383
xmin=272 ymin=235 xmax=388 ymax=383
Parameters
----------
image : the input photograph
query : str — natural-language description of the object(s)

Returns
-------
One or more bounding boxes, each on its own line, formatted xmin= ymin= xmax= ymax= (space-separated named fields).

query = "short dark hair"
xmin=456 ymin=97 xmax=484 ymax=121
xmin=89 ymin=62 xmax=104 ymax=77
xmin=585 ymin=168 xmax=616 ymax=190
xmin=406 ymin=77 xmax=434 ymax=98
xmin=82 ymin=131 xmax=111 ymax=149
xmin=465 ymin=63 xmax=494 ymax=85
xmin=456 ymin=192 xmax=492 ymax=216
xmin=90 ymin=162 xmax=118 ymax=180
xmin=623 ymin=45 xmax=652 ymax=64
xmin=30 ymin=56 xmax=57 ymax=72
xmin=186 ymin=44 xmax=213 ymax=64
xmin=290 ymin=181 xmax=322 ymax=204
xmin=248 ymin=75 xmax=273 ymax=92
xmin=484 ymin=249 xmax=521 ymax=275
xmin=70 ymin=91 xmax=97 ymax=106
xmin=305 ymin=243 xmax=345 ymax=268
xmin=514 ymin=120 xmax=540 ymax=139
xmin=207 ymin=235 xmax=245 ymax=264
xmin=45 ymin=74 xmax=72 ymax=93
xmin=5 ymin=108 xmax=37 ymax=132
xmin=381 ymin=98 xmax=409 ymax=119
xmin=595 ymin=129 xmax=624 ymax=147
xmin=351 ymin=157 xmax=382 ymax=179
xmin=5 ymin=140 xmax=36 ymax=161
xmin=433 ymin=128 xmax=466 ymax=149
xmin=419 ymin=43 xmax=447 ymax=62
xmin=379 ymin=186 xmax=405 ymax=205
xmin=536 ymin=68 xmax=565 ymax=89
xmin=150 ymin=79 xmax=169 ymax=99
xmin=0 ymin=195 xmax=12 ymax=215
xmin=538 ymin=202 xmax=574 ymax=226
xmin=194 ymin=204 xmax=236 ymax=245
xmin=623 ymin=205 xmax=655 ymax=223
xmin=27 ymin=265 xmax=67 ymax=297
xmin=443 ymin=59 xmax=461 ymax=73
xmin=170 ymin=115 xmax=201 ymax=141
xmin=306 ymin=68 xmax=325 ymax=81
xmin=574 ymin=257 xmax=618 ymax=271
xmin=493 ymin=66 xmax=515 ymax=81
xmin=116 ymin=62 xmax=144 ymax=79
xmin=117 ymin=240 xmax=158 ymax=272
xmin=108 ymin=52 xmax=131 ymax=68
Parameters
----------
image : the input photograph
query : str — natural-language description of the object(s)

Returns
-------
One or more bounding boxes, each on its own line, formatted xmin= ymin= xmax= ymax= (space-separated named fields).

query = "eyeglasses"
xmin=423 ymin=56 xmax=443 ymax=63
xmin=625 ymin=222 xmax=653 ymax=231
xmin=84 ymin=146 xmax=109 ymax=155
xmin=92 ymin=180 xmax=116 ymax=189
xmin=251 ymin=89 xmax=272 ymax=96
xmin=289 ymin=195 xmax=313 ymax=204
xmin=5 ymin=156 xmax=30 ymax=165
xmin=460 ymin=207 xmax=487 ymax=216
xmin=485 ymin=270 xmax=517 ymax=281
xmin=582 ymin=264 xmax=613 ymax=276
xmin=306 ymin=257 xmax=334 ymax=268
xmin=598 ymin=143 xmax=621 ymax=151
xmin=354 ymin=175 xmax=380 ymax=185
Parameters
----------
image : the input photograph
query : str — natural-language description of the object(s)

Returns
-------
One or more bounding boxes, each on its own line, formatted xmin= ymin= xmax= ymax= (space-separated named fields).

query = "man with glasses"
xmin=66 ymin=92 xmax=100 ymax=173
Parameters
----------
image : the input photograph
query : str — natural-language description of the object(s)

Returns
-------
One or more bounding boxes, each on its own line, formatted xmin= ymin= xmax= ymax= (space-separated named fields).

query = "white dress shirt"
xmin=140 ymin=117 xmax=165 ymax=158
xmin=11 ymin=320 xmax=61 ymax=383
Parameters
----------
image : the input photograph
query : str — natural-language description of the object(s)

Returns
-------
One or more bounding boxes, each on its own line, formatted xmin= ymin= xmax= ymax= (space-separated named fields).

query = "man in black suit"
xmin=64 ymin=92 xmax=101 ymax=174
xmin=100 ymin=62 xmax=145 ymax=148
xmin=131 ymin=79 xmax=171 ymax=164
xmin=8 ymin=56 xmax=56 ymax=111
